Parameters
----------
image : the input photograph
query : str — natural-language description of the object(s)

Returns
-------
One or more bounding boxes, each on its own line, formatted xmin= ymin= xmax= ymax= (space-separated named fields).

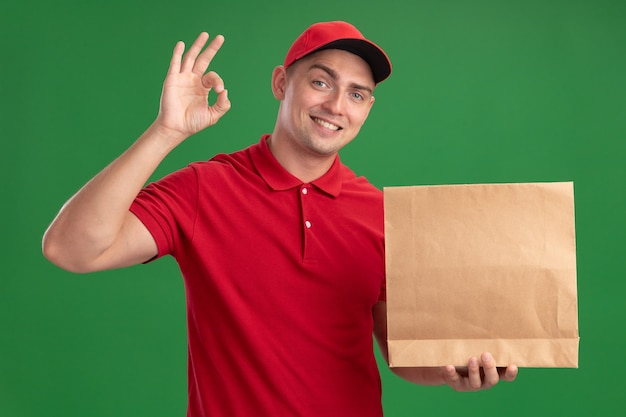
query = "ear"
xmin=364 ymin=95 xmax=375 ymax=119
xmin=271 ymin=65 xmax=288 ymax=100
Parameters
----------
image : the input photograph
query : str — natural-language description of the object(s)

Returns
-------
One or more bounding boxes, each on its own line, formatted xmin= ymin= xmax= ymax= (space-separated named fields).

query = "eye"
xmin=350 ymin=92 xmax=364 ymax=101
xmin=312 ymin=80 xmax=328 ymax=88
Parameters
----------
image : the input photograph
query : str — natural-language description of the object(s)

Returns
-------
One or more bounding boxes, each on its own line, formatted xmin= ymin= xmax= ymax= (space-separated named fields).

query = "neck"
xmin=266 ymin=133 xmax=337 ymax=183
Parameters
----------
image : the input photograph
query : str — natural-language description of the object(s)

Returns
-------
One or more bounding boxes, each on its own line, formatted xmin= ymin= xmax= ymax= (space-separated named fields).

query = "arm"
xmin=42 ymin=32 xmax=231 ymax=273
xmin=372 ymin=301 xmax=518 ymax=391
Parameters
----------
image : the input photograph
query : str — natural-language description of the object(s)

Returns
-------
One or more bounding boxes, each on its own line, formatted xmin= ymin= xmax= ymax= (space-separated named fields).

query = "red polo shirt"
xmin=130 ymin=135 xmax=386 ymax=417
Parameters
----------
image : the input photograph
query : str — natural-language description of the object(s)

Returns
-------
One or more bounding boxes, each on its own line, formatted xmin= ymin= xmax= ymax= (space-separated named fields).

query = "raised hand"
xmin=155 ymin=32 xmax=231 ymax=143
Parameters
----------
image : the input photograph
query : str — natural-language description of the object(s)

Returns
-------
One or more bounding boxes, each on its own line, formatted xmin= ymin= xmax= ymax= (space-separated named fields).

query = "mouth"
xmin=311 ymin=116 xmax=342 ymax=131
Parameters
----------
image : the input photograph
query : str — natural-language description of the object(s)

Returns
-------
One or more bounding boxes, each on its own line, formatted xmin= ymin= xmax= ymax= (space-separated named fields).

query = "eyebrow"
xmin=309 ymin=63 xmax=374 ymax=95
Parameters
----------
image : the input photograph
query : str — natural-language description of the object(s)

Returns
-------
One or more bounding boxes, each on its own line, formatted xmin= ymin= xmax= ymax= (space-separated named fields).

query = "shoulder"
xmin=339 ymin=163 xmax=382 ymax=198
xmin=184 ymin=145 xmax=265 ymax=196
xmin=189 ymin=144 xmax=255 ymax=177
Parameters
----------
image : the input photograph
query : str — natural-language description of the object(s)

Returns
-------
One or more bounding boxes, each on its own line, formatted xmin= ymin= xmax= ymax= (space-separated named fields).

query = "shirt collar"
xmin=251 ymin=134 xmax=343 ymax=197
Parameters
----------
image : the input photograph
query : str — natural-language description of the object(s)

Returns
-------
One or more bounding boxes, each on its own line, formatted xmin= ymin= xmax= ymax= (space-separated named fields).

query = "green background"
xmin=2 ymin=0 xmax=624 ymax=415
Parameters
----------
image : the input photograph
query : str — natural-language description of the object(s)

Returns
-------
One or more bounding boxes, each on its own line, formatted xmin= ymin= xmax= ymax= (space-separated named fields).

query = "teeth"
xmin=313 ymin=117 xmax=340 ymax=131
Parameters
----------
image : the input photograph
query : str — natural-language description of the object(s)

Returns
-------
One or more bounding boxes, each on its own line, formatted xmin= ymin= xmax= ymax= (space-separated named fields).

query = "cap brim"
xmin=317 ymin=38 xmax=392 ymax=84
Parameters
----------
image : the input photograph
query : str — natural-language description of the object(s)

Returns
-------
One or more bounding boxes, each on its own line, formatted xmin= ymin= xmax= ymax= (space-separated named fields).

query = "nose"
xmin=321 ymin=90 xmax=345 ymax=115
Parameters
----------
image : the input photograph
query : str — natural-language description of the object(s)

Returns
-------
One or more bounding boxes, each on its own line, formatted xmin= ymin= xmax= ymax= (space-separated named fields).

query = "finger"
xmin=202 ymin=71 xmax=230 ymax=122
xmin=181 ymin=32 xmax=210 ymax=73
xmin=467 ymin=356 xmax=482 ymax=390
xmin=211 ymin=89 xmax=231 ymax=119
xmin=201 ymin=71 xmax=225 ymax=92
xmin=193 ymin=34 xmax=225 ymax=76
xmin=442 ymin=365 xmax=462 ymax=390
xmin=480 ymin=352 xmax=499 ymax=389
xmin=500 ymin=365 xmax=519 ymax=382
xmin=167 ymin=41 xmax=185 ymax=75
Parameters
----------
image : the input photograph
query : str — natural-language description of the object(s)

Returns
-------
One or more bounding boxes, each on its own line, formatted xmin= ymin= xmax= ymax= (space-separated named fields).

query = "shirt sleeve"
xmin=130 ymin=165 xmax=199 ymax=260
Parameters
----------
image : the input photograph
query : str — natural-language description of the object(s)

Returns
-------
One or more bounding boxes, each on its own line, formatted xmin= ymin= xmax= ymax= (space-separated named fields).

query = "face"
xmin=272 ymin=49 xmax=376 ymax=160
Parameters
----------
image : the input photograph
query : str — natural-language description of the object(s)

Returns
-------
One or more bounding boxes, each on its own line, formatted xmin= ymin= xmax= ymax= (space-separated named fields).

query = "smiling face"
xmin=270 ymin=48 xmax=376 ymax=173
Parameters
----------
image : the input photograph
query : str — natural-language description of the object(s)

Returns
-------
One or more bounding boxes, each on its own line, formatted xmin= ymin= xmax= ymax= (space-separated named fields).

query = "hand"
xmin=155 ymin=32 xmax=231 ymax=142
xmin=443 ymin=352 xmax=518 ymax=392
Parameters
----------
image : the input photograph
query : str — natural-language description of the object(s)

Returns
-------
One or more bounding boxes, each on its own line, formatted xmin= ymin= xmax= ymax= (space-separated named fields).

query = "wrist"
xmin=144 ymin=120 xmax=189 ymax=153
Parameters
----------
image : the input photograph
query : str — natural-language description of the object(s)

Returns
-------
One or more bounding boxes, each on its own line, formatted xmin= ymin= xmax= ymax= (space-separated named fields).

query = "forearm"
xmin=42 ymin=123 xmax=185 ymax=271
xmin=390 ymin=366 xmax=446 ymax=386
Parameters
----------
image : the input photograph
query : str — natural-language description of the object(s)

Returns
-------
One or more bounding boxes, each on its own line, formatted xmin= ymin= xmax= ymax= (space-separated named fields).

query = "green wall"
xmin=2 ymin=0 xmax=624 ymax=415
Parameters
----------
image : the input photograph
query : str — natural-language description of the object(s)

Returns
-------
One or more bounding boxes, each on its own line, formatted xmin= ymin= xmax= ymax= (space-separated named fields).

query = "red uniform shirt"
xmin=130 ymin=135 xmax=386 ymax=416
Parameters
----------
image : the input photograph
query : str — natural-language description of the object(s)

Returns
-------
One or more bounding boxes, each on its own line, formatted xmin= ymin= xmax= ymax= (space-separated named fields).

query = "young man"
xmin=43 ymin=21 xmax=517 ymax=416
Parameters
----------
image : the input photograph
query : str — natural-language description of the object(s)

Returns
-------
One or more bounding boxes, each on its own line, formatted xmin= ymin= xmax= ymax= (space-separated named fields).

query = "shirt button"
xmin=305 ymin=220 xmax=312 ymax=229
xmin=302 ymin=187 xmax=308 ymax=195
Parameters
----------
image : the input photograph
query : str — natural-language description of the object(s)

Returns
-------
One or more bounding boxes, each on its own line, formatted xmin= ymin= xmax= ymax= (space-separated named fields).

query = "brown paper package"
xmin=384 ymin=182 xmax=579 ymax=368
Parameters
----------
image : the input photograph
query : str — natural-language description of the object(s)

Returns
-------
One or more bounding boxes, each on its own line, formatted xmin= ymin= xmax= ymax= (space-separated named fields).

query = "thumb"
xmin=210 ymin=89 xmax=231 ymax=120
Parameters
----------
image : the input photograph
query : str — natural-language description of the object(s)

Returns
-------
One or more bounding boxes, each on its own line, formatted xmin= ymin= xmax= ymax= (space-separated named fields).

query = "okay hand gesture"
xmin=156 ymin=32 xmax=231 ymax=142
